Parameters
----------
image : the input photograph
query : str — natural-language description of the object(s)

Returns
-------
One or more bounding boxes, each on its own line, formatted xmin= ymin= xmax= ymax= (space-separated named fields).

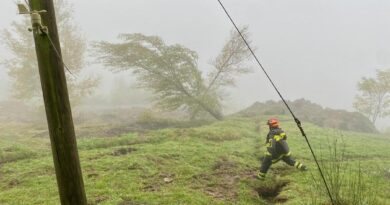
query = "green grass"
xmin=0 ymin=117 xmax=389 ymax=204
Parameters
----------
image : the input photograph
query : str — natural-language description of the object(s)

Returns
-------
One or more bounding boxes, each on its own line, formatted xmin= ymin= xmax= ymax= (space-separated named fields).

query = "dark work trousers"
xmin=260 ymin=155 xmax=296 ymax=174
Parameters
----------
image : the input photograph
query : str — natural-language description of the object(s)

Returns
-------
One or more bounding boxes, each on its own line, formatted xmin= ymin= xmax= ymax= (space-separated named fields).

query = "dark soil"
xmin=112 ymin=147 xmax=137 ymax=156
xmin=118 ymin=198 xmax=147 ymax=205
xmin=192 ymin=156 xmax=255 ymax=201
xmin=254 ymin=180 xmax=289 ymax=202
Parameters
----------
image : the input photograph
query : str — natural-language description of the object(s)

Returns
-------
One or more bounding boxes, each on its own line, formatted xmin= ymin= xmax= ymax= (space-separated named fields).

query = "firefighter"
xmin=257 ymin=118 xmax=307 ymax=180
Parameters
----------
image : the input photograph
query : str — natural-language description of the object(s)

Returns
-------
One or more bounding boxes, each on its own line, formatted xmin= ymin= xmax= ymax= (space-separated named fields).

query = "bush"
xmin=311 ymin=138 xmax=379 ymax=205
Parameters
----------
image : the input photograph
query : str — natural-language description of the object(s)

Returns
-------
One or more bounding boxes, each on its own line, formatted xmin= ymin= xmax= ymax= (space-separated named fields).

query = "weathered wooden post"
xmin=26 ymin=0 xmax=87 ymax=204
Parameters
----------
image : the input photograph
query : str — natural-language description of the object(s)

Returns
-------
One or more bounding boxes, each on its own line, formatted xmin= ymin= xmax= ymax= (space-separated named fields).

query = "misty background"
xmin=0 ymin=0 xmax=389 ymax=128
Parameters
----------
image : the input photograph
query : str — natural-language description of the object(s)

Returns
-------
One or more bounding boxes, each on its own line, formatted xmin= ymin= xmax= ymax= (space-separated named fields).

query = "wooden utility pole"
xmin=28 ymin=0 xmax=87 ymax=204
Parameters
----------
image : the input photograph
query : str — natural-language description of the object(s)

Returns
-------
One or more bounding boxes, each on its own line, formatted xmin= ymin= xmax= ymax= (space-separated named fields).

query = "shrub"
xmin=310 ymin=138 xmax=379 ymax=205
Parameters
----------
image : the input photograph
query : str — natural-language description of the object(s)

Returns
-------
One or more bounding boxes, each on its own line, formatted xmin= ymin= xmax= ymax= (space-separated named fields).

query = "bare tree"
xmin=190 ymin=27 xmax=252 ymax=118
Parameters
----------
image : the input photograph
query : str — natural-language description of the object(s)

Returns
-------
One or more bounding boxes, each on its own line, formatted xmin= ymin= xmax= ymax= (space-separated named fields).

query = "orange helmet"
xmin=267 ymin=118 xmax=279 ymax=128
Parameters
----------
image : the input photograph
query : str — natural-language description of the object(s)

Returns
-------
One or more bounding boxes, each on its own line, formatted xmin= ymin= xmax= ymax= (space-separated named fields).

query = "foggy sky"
xmin=0 ymin=0 xmax=389 ymax=126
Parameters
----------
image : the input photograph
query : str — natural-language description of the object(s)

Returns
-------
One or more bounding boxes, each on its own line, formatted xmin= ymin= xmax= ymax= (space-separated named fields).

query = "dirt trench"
xmin=254 ymin=180 xmax=289 ymax=203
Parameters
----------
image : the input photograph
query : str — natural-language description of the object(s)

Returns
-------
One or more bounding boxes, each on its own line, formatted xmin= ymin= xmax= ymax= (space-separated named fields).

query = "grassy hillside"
xmin=235 ymin=100 xmax=377 ymax=133
xmin=0 ymin=117 xmax=389 ymax=204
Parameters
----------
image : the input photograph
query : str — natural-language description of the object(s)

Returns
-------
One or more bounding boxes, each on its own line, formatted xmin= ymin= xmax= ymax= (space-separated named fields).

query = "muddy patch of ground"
xmin=270 ymin=165 xmax=294 ymax=177
xmin=87 ymin=195 xmax=110 ymax=204
xmin=87 ymin=172 xmax=99 ymax=179
xmin=7 ymin=179 xmax=21 ymax=188
xmin=192 ymin=156 xmax=292 ymax=203
xmin=255 ymin=180 xmax=289 ymax=200
xmin=118 ymin=196 xmax=148 ymax=205
xmin=192 ymin=156 xmax=254 ymax=201
xmin=127 ymin=162 xmax=142 ymax=171
xmin=112 ymin=147 xmax=137 ymax=156
xmin=117 ymin=197 xmax=148 ymax=205
xmin=251 ymin=178 xmax=290 ymax=204
xmin=142 ymin=172 xmax=176 ymax=192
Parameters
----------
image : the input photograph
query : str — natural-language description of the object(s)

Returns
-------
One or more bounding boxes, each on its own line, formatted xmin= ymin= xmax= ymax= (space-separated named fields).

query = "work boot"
xmin=300 ymin=165 xmax=308 ymax=171
xmin=294 ymin=162 xmax=307 ymax=171
xmin=257 ymin=172 xmax=266 ymax=180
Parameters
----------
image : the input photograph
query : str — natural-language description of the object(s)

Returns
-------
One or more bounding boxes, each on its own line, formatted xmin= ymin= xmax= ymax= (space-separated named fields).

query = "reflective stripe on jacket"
xmin=265 ymin=128 xmax=290 ymax=159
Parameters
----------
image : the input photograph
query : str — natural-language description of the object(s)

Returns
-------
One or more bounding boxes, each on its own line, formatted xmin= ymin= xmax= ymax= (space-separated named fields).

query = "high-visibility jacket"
xmin=265 ymin=127 xmax=291 ymax=162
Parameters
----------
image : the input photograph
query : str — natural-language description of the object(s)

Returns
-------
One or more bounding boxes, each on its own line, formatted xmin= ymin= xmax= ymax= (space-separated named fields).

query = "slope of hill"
xmin=0 ymin=117 xmax=389 ymax=204
xmin=234 ymin=99 xmax=377 ymax=133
